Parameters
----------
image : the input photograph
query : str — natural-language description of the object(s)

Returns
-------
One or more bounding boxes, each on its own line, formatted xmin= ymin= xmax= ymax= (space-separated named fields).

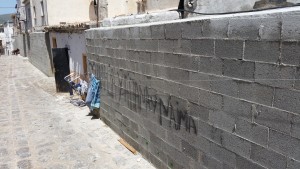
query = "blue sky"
xmin=0 ymin=0 xmax=16 ymax=15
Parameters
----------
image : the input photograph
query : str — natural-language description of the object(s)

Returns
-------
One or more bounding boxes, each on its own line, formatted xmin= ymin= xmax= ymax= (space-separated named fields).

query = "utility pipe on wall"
xmin=96 ymin=0 xmax=100 ymax=27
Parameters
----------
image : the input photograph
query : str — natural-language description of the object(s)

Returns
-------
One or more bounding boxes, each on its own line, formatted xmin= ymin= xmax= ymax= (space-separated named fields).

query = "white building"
xmin=2 ymin=22 xmax=14 ymax=55
xmin=0 ymin=32 xmax=5 ymax=54
xmin=49 ymin=30 xmax=87 ymax=78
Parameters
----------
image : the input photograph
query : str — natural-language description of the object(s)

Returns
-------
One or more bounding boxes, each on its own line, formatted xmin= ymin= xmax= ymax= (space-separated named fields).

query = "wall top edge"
xmin=86 ymin=6 xmax=300 ymax=32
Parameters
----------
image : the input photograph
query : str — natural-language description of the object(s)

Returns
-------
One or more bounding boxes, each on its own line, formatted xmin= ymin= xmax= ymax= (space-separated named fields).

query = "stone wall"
xmin=101 ymin=11 xmax=179 ymax=27
xmin=86 ymin=9 xmax=300 ymax=169
xmin=28 ymin=32 xmax=53 ymax=77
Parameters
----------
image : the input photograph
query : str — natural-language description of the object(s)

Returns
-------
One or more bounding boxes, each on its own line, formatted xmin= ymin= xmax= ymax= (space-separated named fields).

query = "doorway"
xmin=52 ymin=48 xmax=71 ymax=92
xmin=82 ymin=53 xmax=88 ymax=80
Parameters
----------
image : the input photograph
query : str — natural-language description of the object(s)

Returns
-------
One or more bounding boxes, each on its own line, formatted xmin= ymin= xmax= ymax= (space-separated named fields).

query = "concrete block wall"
xmin=86 ymin=10 xmax=300 ymax=169
xmin=13 ymin=34 xmax=28 ymax=57
xmin=28 ymin=32 xmax=53 ymax=77
xmin=13 ymin=35 xmax=23 ymax=55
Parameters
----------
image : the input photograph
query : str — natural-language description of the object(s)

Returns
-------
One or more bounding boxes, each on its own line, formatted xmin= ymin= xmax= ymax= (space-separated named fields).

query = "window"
xmin=41 ymin=16 xmax=45 ymax=25
xmin=82 ymin=54 xmax=88 ymax=77
xmin=40 ymin=1 xmax=46 ymax=25
xmin=33 ymin=6 xmax=36 ymax=18
xmin=52 ymin=37 xmax=57 ymax=48
xmin=40 ymin=1 xmax=44 ymax=16
xmin=26 ymin=7 xmax=32 ymax=29
xmin=137 ymin=0 xmax=146 ymax=14
xmin=33 ymin=6 xmax=36 ymax=26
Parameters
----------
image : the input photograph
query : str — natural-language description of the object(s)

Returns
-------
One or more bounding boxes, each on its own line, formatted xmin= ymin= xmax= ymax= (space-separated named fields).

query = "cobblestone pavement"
xmin=0 ymin=55 xmax=156 ymax=169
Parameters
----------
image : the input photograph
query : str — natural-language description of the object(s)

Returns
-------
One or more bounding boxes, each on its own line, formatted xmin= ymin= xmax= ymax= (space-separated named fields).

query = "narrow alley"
xmin=0 ymin=55 xmax=156 ymax=169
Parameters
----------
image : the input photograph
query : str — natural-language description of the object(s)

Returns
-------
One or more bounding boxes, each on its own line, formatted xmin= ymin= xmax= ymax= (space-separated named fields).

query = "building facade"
xmin=16 ymin=0 xmax=26 ymax=33
xmin=97 ymin=0 xmax=179 ymax=19
xmin=15 ymin=0 xmax=95 ymax=76
xmin=20 ymin=0 xmax=93 ymax=32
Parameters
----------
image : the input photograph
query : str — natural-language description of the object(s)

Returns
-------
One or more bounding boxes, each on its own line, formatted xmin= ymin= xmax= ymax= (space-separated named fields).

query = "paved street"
xmin=0 ymin=55 xmax=156 ymax=169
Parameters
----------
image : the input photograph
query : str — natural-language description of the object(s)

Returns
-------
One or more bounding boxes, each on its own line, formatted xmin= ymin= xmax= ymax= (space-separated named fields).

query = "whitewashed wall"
xmin=50 ymin=32 xmax=86 ymax=75
xmin=46 ymin=0 xmax=91 ymax=25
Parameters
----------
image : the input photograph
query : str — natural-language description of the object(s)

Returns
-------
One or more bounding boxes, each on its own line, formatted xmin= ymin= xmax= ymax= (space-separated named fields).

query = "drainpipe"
xmin=44 ymin=0 xmax=49 ymax=26
xmin=96 ymin=0 xmax=100 ymax=27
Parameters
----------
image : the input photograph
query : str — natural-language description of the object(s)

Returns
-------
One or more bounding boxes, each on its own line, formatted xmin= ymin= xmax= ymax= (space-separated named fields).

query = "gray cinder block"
xmin=244 ymin=41 xmax=280 ymax=63
xmin=139 ymin=26 xmax=152 ymax=39
xmin=198 ymin=120 xmax=223 ymax=145
xmin=274 ymin=88 xmax=300 ymax=115
xmin=255 ymin=105 xmax=292 ymax=134
xmin=215 ymin=39 xmax=244 ymax=59
xmin=208 ymin=110 xmax=235 ymax=132
xmin=150 ymin=24 xmax=165 ymax=40
xmin=237 ymin=81 xmax=274 ymax=106
xmin=199 ymin=89 xmax=223 ymax=110
xmin=236 ymin=156 xmax=266 ymax=169
xmin=191 ymin=39 xmax=215 ymax=56
xmin=199 ymin=57 xmax=223 ymax=75
xmin=222 ymin=131 xmax=251 ymax=158
xmin=210 ymin=142 xmax=237 ymax=167
xmin=282 ymin=15 xmax=300 ymax=41
xmin=181 ymin=140 xmax=199 ymax=160
xmin=223 ymin=96 xmax=252 ymax=120
xmin=223 ymin=59 xmax=255 ymax=80
xmin=281 ymin=41 xmax=300 ymax=66
xmin=210 ymin=76 xmax=239 ymax=97
xmin=165 ymin=23 xmax=182 ymax=40
xmin=287 ymin=158 xmax=300 ymax=169
xmin=235 ymin=118 xmax=268 ymax=146
xmin=250 ymin=143 xmax=287 ymax=169
xmin=269 ymin=130 xmax=300 ymax=161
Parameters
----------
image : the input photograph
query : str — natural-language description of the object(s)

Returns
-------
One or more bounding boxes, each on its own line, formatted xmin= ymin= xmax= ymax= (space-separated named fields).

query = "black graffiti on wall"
xmin=158 ymin=96 xmax=197 ymax=134
xmin=103 ymin=67 xmax=197 ymax=135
